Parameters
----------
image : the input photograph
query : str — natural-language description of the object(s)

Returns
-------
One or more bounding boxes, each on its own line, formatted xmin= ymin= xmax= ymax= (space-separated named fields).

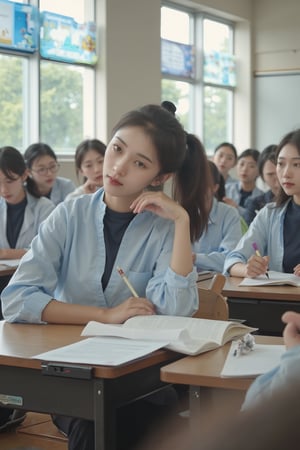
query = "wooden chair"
xmin=193 ymin=273 xmax=229 ymax=321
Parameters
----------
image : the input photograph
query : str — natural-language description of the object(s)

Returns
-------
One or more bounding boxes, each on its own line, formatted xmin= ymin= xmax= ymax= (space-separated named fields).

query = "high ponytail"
xmin=172 ymin=133 xmax=212 ymax=242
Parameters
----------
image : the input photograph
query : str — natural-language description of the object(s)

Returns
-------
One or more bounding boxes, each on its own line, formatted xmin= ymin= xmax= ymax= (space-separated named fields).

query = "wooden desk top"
xmin=0 ymin=265 xmax=16 ymax=277
xmin=0 ymin=321 xmax=178 ymax=378
xmin=199 ymin=276 xmax=300 ymax=302
xmin=161 ymin=335 xmax=283 ymax=391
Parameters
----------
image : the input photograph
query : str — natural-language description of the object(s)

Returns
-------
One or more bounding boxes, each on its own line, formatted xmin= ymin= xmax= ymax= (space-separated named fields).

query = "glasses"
xmin=31 ymin=163 xmax=60 ymax=176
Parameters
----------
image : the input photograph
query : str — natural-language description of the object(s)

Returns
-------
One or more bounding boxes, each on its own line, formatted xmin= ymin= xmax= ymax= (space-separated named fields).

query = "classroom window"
xmin=0 ymin=0 xmax=96 ymax=154
xmin=161 ymin=5 xmax=235 ymax=154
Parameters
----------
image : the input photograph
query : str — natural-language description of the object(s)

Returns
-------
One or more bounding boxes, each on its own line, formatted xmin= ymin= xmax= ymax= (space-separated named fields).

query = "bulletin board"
xmin=255 ymin=72 xmax=300 ymax=149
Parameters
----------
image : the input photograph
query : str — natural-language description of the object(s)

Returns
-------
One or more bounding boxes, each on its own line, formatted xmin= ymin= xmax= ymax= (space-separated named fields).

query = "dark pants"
xmin=52 ymin=387 xmax=179 ymax=450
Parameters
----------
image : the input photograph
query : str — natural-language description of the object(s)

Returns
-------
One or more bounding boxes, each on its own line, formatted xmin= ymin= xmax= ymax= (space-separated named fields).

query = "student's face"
xmin=80 ymin=149 xmax=104 ymax=187
xmin=29 ymin=155 xmax=59 ymax=193
xmin=0 ymin=170 xmax=27 ymax=205
xmin=237 ymin=156 xmax=258 ymax=183
xmin=213 ymin=146 xmax=236 ymax=178
xmin=103 ymin=126 xmax=162 ymax=201
xmin=277 ymin=144 xmax=300 ymax=204
xmin=262 ymin=159 xmax=280 ymax=195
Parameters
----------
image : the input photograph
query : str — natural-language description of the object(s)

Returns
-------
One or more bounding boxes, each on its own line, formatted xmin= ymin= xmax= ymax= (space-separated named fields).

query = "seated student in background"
xmin=213 ymin=142 xmax=238 ymax=185
xmin=223 ymin=148 xmax=263 ymax=220
xmin=193 ymin=161 xmax=242 ymax=273
xmin=243 ymin=144 xmax=280 ymax=225
xmin=0 ymin=146 xmax=55 ymax=261
xmin=24 ymin=142 xmax=76 ymax=205
xmin=224 ymin=129 xmax=300 ymax=278
xmin=0 ymin=146 xmax=54 ymax=432
xmin=1 ymin=104 xmax=212 ymax=450
xmin=65 ymin=138 xmax=106 ymax=200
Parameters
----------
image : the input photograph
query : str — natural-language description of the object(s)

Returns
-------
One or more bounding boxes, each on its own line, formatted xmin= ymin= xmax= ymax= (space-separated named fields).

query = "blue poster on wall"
xmin=0 ymin=0 xmax=38 ymax=53
xmin=161 ymin=39 xmax=195 ymax=79
xmin=204 ymin=51 xmax=236 ymax=87
xmin=40 ymin=11 xmax=97 ymax=66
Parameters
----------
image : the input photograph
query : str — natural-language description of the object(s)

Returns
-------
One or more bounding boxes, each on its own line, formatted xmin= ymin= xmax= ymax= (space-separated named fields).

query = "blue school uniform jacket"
xmin=224 ymin=200 xmax=290 ymax=275
xmin=2 ymin=189 xmax=198 ymax=323
xmin=225 ymin=181 xmax=263 ymax=218
xmin=0 ymin=191 xmax=55 ymax=250
xmin=242 ymin=345 xmax=300 ymax=410
xmin=50 ymin=177 xmax=76 ymax=205
xmin=193 ymin=198 xmax=242 ymax=272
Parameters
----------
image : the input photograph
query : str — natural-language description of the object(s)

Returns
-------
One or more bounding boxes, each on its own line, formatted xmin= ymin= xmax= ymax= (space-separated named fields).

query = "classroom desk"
xmin=0 ymin=321 xmax=179 ymax=450
xmin=199 ymin=277 xmax=300 ymax=335
xmin=0 ymin=266 xmax=16 ymax=277
xmin=161 ymin=335 xmax=283 ymax=421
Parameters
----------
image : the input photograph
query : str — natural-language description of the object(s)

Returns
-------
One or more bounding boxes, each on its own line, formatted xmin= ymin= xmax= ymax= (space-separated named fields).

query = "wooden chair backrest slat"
xmin=194 ymin=273 xmax=229 ymax=321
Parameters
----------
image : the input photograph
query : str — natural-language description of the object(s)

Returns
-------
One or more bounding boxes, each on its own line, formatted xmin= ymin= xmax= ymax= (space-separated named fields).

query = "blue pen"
xmin=252 ymin=243 xmax=269 ymax=279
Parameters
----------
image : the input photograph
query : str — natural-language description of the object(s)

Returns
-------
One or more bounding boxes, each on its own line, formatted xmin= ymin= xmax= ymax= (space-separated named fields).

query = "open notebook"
xmin=239 ymin=270 xmax=300 ymax=287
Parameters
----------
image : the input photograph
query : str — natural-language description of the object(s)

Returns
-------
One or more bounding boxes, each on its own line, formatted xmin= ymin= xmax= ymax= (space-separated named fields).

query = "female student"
xmin=193 ymin=161 xmax=242 ymax=273
xmin=2 ymin=104 xmax=211 ymax=450
xmin=0 ymin=146 xmax=55 ymax=261
xmin=224 ymin=148 xmax=263 ymax=220
xmin=213 ymin=142 xmax=238 ymax=185
xmin=0 ymin=146 xmax=54 ymax=431
xmin=65 ymin=138 xmax=106 ymax=200
xmin=224 ymin=129 xmax=300 ymax=278
xmin=243 ymin=144 xmax=280 ymax=225
xmin=24 ymin=142 xmax=76 ymax=205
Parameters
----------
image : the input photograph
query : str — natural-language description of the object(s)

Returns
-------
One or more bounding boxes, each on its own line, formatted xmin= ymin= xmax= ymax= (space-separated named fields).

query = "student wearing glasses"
xmin=24 ymin=143 xmax=76 ymax=205
xmin=0 ymin=145 xmax=54 ymax=431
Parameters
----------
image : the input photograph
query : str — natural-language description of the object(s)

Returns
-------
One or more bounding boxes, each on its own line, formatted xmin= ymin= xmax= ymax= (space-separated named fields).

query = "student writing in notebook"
xmin=224 ymin=128 xmax=300 ymax=278
xmin=1 ymin=104 xmax=211 ymax=450
xmin=24 ymin=142 xmax=75 ymax=205
xmin=65 ymin=138 xmax=106 ymax=200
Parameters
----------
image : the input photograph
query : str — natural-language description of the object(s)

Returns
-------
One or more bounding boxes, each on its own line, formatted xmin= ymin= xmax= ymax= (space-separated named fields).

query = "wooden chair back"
xmin=193 ymin=273 xmax=229 ymax=321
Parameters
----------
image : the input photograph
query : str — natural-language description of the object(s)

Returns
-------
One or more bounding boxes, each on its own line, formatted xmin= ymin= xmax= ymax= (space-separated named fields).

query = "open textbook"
xmin=82 ymin=316 xmax=256 ymax=356
xmin=239 ymin=270 xmax=300 ymax=287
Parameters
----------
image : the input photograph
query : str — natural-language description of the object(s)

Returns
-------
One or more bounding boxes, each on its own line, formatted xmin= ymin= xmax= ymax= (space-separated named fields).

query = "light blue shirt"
xmin=0 ymin=191 xmax=55 ymax=249
xmin=242 ymin=345 xmax=300 ymax=410
xmin=193 ymin=199 xmax=242 ymax=272
xmin=225 ymin=181 xmax=263 ymax=218
xmin=224 ymin=200 xmax=290 ymax=275
xmin=50 ymin=177 xmax=76 ymax=205
xmin=1 ymin=189 xmax=198 ymax=323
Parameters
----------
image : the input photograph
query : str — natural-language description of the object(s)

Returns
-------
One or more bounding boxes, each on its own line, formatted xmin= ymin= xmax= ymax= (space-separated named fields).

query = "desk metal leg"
xmin=189 ymin=386 xmax=214 ymax=430
xmin=94 ymin=379 xmax=117 ymax=450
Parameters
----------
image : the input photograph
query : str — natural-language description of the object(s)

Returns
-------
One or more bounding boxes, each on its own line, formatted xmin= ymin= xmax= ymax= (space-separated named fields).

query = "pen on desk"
xmin=252 ymin=242 xmax=269 ymax=279
xmin=116 ymin=266 xmax=139 ymax=298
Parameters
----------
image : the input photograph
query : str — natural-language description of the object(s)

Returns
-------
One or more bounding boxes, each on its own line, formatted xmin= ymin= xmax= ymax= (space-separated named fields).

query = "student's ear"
xmin=21 ymin=169 xmax=30 ymax=183
xmin=150 ymin=173 xmax=172 ymax=187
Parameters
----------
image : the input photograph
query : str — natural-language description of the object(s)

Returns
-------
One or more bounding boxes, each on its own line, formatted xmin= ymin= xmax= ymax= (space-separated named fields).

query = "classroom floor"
xmin=0 ymin=412 xmax=67 ymax=450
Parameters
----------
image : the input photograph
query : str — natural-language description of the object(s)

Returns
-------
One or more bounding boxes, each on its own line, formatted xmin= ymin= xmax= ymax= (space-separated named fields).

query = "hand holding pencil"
xmin=249 ymin=243 xmax=269 ymax=278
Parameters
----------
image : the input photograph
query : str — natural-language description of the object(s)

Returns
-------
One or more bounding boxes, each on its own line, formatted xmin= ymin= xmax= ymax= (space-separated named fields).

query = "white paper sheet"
xmin=221 ymin=342 xmax=285 ymax=377
xmin=0 ymin=259 xmax=20 ymax=267
xmin=32 ymin=337 xmax=169 ymax=366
